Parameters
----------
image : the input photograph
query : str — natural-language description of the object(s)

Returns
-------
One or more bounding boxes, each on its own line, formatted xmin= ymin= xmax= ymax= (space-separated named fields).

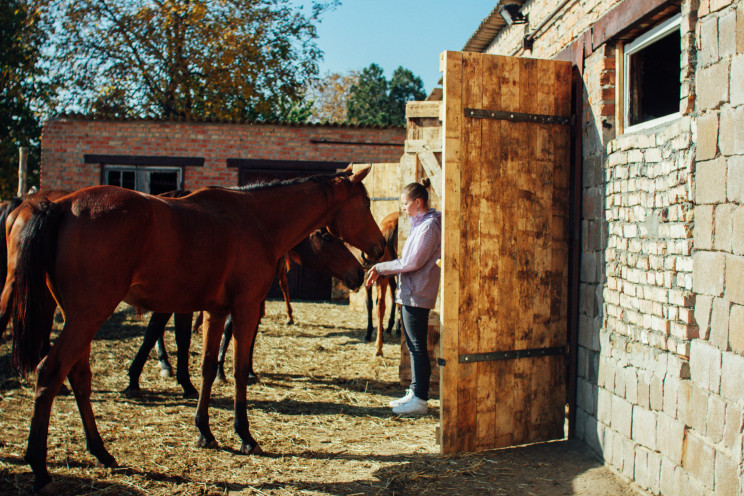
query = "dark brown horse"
xmin=365 ymin=211 xmax=401 ymax=356
xmin=126 ymin=227 xmax=365 ymax=397
xmin=10 ymin=166 xmax=384 ymax=494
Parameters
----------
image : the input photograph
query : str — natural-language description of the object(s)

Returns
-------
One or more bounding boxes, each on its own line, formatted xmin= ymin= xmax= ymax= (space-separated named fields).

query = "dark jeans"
xmin=401 ymin=304 xmax=431 ymax=401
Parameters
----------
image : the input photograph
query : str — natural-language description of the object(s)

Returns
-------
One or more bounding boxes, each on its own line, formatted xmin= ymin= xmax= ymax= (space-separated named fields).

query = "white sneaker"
xmin=392 ymin=396 xmax=428 ymax=415
xmin=389 ymin=389 xmax=414 ymax=407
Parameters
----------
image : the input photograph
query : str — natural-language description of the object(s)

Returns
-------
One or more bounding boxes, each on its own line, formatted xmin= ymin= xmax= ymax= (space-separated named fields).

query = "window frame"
xmin=620 ymin=13 xmax=682 ymax=134
xmin=103 ymin=165 xmax=183 ymax=194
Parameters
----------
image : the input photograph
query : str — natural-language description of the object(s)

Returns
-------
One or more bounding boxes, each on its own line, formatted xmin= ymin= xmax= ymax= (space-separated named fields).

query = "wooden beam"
xmin=418 ymin=149 xmax=442 ymax=199
xmin=406 ymin=101 xmax=442 ymax=119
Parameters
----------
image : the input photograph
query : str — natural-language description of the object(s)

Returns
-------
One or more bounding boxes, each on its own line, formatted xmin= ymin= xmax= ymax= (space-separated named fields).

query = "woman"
xmin=365 ymin=179 xmax=441 ymax=415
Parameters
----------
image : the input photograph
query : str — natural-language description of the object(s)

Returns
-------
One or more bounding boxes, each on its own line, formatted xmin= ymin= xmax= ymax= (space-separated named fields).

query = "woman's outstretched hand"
xmin=365 ymin=266 xmax=379 ymax=289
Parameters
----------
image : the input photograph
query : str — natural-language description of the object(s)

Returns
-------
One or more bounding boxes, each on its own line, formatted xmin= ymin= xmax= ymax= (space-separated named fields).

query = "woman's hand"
xmin=365 ymin=266 xmax=380 ymax=289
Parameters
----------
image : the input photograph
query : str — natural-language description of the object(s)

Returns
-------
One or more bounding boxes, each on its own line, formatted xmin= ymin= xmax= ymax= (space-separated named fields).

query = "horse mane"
xmin=226 ymin=170 xmax=369 ymax=204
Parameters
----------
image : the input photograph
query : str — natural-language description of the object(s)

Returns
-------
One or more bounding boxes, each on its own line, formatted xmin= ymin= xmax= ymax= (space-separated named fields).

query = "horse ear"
xmin=350 ymin=164 xmax=371 ymax=183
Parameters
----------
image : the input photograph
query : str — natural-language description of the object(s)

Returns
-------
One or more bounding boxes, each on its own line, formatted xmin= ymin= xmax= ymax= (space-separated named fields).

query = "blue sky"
xmin=295 ymin=2 xmax=496 ymax=94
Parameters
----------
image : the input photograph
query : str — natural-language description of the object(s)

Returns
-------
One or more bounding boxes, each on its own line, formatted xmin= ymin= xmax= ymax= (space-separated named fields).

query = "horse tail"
xmin=12 ymin=199 xmax=64 ymax=375
xmin=0 ymin=198 xmax=23 ymax=339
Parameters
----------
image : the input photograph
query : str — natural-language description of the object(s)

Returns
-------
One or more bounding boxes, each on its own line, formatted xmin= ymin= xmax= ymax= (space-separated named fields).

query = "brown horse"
xmin=126 ymin=227 xmax=365 ymax=397
xmin=9 ymin=166 xmax=384 ymax=494
xmin=365 ymin=211 xmax=401 ymax=356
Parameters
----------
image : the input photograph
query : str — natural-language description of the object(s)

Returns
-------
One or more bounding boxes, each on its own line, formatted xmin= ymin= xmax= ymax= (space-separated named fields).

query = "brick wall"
xmin=40 ymin=118 xmax=405 ymax=191
xmin=480 ymin=0 xmax=744 ymax=493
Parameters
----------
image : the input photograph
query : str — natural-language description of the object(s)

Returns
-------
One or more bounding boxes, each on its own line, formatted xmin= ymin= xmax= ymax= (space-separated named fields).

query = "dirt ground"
xmin=0 ymin=300 xmax=640 ymax=495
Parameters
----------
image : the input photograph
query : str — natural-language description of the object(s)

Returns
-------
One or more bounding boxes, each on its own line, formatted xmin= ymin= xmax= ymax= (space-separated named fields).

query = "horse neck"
xmin=253 ymin=180 xmax=346 ymax=261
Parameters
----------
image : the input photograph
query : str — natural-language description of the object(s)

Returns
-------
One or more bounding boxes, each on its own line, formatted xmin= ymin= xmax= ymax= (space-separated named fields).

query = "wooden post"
xmin=17 ymin=147 xmax=28 ymax=197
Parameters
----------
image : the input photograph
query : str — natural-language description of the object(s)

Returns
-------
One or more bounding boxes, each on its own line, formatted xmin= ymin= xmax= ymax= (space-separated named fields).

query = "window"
xmin=620 ymin=14 xmax=681 ymax=132
xmin=104 ymin=166 xmax=182 ymax=195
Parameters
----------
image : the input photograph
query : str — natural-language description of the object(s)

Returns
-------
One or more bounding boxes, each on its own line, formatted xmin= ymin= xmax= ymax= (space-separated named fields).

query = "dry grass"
xmin=0 ymin=300 xmax=636 ymax=495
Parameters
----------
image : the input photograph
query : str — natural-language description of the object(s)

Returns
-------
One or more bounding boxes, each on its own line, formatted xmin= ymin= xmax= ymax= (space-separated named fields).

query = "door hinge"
xmin=459 ymin=345 xmax=567 ymax=364
xmin=437 ymin=358 xmax=447 ymax=367
xmin=464 ymin=108 xmax=573 ymax=126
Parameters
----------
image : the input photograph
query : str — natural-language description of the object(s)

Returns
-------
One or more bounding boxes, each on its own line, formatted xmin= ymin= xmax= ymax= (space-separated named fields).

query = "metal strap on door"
xmin=459 ymin=346 xmax=567 ymax=364
xmin=464 ymin=108 xmax=573 ymax=126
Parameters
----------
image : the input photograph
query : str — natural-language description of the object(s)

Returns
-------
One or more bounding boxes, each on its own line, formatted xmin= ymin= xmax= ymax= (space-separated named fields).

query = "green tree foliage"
xmin=46 ymin=0 xmax=337 ymax=121
xmin=0 ymin=1 xmax=51 ymax=198
xmin=346 ymin=63 xmax=426 ymax=126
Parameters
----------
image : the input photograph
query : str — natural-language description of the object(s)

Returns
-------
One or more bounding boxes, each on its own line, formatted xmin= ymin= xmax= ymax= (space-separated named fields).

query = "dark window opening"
xmin=627 ymin=26 xmax=681 ymax=127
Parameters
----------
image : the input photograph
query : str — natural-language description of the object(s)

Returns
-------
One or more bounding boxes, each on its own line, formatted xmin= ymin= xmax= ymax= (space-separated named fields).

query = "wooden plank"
xmin=417 ymin=150 xmax=443 ymax=200
xmin=406 ymin=101 xmax=442 ymax=119
xmin=456 ymin=50 xmax=483 ymax=453
xmin=440 ymin=50 xmax=463 ymax=454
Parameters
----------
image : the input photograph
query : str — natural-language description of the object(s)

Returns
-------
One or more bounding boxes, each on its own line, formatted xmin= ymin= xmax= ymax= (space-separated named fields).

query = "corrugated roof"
xmin=462 ymin=2 xmax=523 ymax=53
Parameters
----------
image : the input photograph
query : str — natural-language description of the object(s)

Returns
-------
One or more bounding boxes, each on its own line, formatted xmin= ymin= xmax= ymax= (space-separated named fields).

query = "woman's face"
xmin=400 ymin=193 xmax=422 ymax=218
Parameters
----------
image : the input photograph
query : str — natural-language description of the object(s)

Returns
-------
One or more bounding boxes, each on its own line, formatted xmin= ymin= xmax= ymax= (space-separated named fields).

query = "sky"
xmin=294 ymin=1 xmax=497 ymax=94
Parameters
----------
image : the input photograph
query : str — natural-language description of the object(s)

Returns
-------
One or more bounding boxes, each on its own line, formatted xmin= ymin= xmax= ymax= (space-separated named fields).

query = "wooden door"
xmin=440 ymin=51 xmax=572 ymax=453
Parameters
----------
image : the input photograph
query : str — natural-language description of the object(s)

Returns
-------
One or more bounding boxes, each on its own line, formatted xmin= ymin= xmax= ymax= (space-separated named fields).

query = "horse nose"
xmin=346 ymin=267 xmax=365 ymax=290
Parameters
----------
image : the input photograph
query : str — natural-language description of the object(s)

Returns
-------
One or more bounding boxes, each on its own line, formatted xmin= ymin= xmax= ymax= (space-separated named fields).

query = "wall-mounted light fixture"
xmin=499 ymin=4 xmax=528 ymax=25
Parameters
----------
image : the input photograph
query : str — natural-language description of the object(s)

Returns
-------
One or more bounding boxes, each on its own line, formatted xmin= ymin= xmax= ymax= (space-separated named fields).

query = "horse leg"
xmin=385 ymin=277 xmax=398 ymax=335
xmin=278 ymin=266 xmax=293 ymax=325
xmin=195 ymin=311 xmax=228 ymax=450
xmin=364 ymin=286 xmax=374 ymax=342
xmin=156 ymin=335 xmax=173 ymax=378
xmin=216 ymin=315 xmax=233 ymax=383
xmin=174 ymin=312 xmax=198 ymax=398
xmin=230 ymin=302 xmax=263 ymax=454
xmin=124 ymin=312 xmax=171 ymax=397
xmin=25 ymin=320 xmax=103 ymax=494
xmin=67 ymin=347 xmax=117 ymax=468
xmin=192 ymin=311 xmax=204 ymax=334
xmin=246 ymin=300 xmax=265 ymax=384
xmin=375 ymin=280 xmax=386 ymax=357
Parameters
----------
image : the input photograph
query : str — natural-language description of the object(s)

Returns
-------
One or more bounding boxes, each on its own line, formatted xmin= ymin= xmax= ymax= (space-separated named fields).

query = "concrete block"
xmin=696 ymin=157 xmax=727 ymax=204
xmin=729 ymin=155 xmax=744 ymax=203
xmin=632 ymin=405 xmax=657 ymax=450
xmin=719 ymin=107 xmax=737 ymax=156
xmin=739 ymin=1 xmax=744 ymax=54
xmin=733 ymin=206 xmax=744 ymax=256
xmin=697 ymin=60 xmax=730 ymax=111
xmin=729 ymin=304 xmax=744 ymax=354
xmin=660 ymin=457 xmax=678 ymax=495
xmin=714 ymin=203 xmax=734 ymax=252
xmin=723 ymin=403 xmax=743 ymax=452
xmin=663 ymin=375 xmax=679 ymax=418
xmin=657 ymin=412 xmax=686 ymax=464
xmin=715 ymin=451 xmax=739 ymax=496
xmin=638 ymin=373 xmax=651 ymax=409
xmin=707 ymin=394 xmax=726 ymax=443
xmin=694 ymin=205 xmax=714 ymax=251
xmin=634 ymin=446 xmax=649 ymax=490
xmin=690 ymin=337 xmax=723 ymax=393
xmin=710 ymin=297 xmax=731 ymax=351
xmin=725 ymin=254 xmax=744 ymax=305
xmin=647 ymin=450 xmax=662 ymax=494
xmin=720 ymin=9 xmax=737 ymax=58
xmin=597 ymin=387 xmax=613 ymax=424
xmin=678 ymin=379 xmax=692 ymax=425
xmin=693 ymin=251 xmax=725 ymax=297
xmin=699 ymin=16 xmax=719 ymax=67
xmin=626 ymin=367 xmax=638 ymax=404
xmin=695 ymin=294 xmax=714 ymax=340
xmin=721 ymin=351 xmax=744 ymax=402
xmin=732 ymin=53 xmax=744 ymax=107
xmin=612 ymin=395 xmax=633 ymax=438
xmin=696 ymin=112 xmax=719 ymax=160
xmin=622 ymin=437 xmax=635 ymax=479
xmin=691 ymin=385 xmax=710 ymax=434
xmin=650 ymin=374 xmax=664 ymax=411
xmin=683 ymin=431 xmax=715 ymax=489
xmin=576 ymin=378 xmax=597 ymax=416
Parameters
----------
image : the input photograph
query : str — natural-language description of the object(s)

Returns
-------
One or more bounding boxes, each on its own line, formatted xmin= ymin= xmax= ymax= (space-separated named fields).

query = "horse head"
xmin=326 ymin=165 xmax=385 ymax=264
xmin=300 ymin=228 xmax=365 ymax=290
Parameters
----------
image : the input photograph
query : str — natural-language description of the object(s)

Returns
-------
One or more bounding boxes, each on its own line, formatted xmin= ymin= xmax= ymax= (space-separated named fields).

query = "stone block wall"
xmin=481 ymin=0 xmax=744 ymax=493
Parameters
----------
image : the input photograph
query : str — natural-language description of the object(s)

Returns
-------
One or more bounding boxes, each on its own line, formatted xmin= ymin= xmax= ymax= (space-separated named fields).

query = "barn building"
xmin=421 ymin=0 xmax=742 ymax=493
xmin=39 ymin=117 xmax=405 ymax=299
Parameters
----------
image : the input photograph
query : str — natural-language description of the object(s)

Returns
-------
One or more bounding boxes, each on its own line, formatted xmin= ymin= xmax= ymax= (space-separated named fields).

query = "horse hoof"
xmin=94 ymin=453 xmax=118 ymax=469
xmin=182 ymin=387 xmax=199 ymax=399
xmin=215 ymin=375 xmax=228 ymax=384
xmin=375 ymin=350 xmax=384 ymax=357
xmin=121 ymin=387 xmax=141 ymax=398
xmin=247 ymin=374 xmax=259 ymax=386
xmin=160 ymin=368 xmax=174 ymax=378
xmin=364 ymin=335 xmax=373 ymax=343
xmin=240 ymin=442 xmax=263 ymax=455
xmin=33 ymin=480 xmax=58 ymax=496
xmin=197 ymin=436 xmax=219 ymax=449
xmin=286 ymin=319 xmax=294 ymax=325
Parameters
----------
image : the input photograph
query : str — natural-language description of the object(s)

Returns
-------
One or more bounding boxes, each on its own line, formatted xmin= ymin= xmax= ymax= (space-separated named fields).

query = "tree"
xmin=0 ymin=1 xmax=51 ymax=198
xmin=346 ymin=64 xmax=426 ymax=126
xmin=305 ymin=70 xmax=359 ymax=123
xmin=45 ymin=0 xmax=338 ymax=121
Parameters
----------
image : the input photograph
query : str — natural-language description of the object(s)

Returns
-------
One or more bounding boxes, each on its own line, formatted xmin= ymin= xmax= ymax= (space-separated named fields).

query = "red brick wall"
xmin=41 ymin=118 xmax=406 ymax=191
